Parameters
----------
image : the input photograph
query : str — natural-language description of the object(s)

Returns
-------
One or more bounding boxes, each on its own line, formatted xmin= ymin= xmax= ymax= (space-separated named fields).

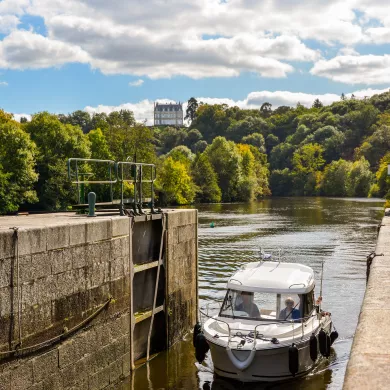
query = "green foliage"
xmin=192 ymin=153 xmax=222 ymax=203
xmin=185 ymin=97 xmax=198 ymax=122
xmin=0 ymin=121 xmax=38 ymax=214
xmin=321 ymin=159 xmax=352 ymax=196
xmin=269 ymin=169 xmax=293 ymax=196
xmin=241 ymin=133 xmax=266 ymax=153
xmin=293 ymin=143 xmax=325 ymax=174
xmin=348 ymin=158 xmax=373 ymax=197
xmin=26 ymin=112 xmax=91 ymax=210
xmin=156 ymin=157 xmax=197 ymax=204
xmin=204 ymin=137 xmax=242 ymax=202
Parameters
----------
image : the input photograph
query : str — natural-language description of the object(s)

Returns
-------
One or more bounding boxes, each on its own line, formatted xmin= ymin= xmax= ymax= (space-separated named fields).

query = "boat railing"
xmin=200 ymin=305 xmax=319 ymax=347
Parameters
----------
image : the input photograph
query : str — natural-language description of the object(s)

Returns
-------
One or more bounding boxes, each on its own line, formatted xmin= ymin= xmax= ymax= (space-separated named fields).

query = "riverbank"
xmin=343 ymin=208 xmax=390 ymax=389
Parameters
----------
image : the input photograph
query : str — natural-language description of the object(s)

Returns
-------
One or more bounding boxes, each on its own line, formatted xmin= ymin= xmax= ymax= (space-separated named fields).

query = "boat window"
xmin=299 ymin=290 xmax=315 ymax=317
xmin=219 ymin=290 xmax=303 ymax=321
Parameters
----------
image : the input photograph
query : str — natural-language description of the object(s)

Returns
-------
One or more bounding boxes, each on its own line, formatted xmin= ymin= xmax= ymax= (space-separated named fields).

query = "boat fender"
xmin=195 ymin=333 xmax=210 ymax=363
xmin=226 ymin=346 xmax=256 ymax=371
xmin=193 ymin=322 xmax=202 ymax=347
xmin=330 ymin=330 xmax=339 ymax=345
xmin=309 ymin=333 xmax=318 ymax=362
xmin=289 ymin=343 xmax=299 ymax=377
xmin=319 ymin=329 xmax=331 ymax=358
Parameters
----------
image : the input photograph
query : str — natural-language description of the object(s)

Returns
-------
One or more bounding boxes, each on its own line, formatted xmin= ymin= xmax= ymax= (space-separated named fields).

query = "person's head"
xmin=241 ymin=291 xmax=253 ymax=305
xmin=285 ymin=297 xmax=294 ymax=309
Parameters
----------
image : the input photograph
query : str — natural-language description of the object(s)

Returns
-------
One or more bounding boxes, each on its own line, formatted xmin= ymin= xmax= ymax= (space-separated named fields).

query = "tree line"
xmin=1 ymin=90 xmax=390 ymax=214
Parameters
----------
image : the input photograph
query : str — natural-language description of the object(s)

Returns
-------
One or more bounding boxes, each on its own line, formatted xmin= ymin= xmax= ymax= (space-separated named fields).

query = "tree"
xmin=312 ymin=99 xmax=323 ymax=109
xmin=348 ymin=158 xmax=373 ymax=197
xmin=270 ymin=169 xmax=293 ymax=196
xmin=156 ymin=157 xmax=197 ymax=204
xmin=321 ymin=159 xmax=352 ymax=196
xmin=341 ymin=93 xmax=346 ymax=101
xmin=166 ymin=145 xmax=194 ymax=167
xmin=158 ymin=127 xmax=188 ymax=154
xmin=260 ymin=102 xmax=272 ymax=118
xmin=58 ymin=110 xmax=93 ymax=133
xmin=20 ymin=116 xmax=28 ymax=123
xmin=269 ymin=142 xmax=295 ymax=170
xmin=25 ymin=112 xmax=91 ymax=210
xmin=184 ymin=128 xmax=203 ymax=151
xmin=241 ymin=133 xmax=266 ymax=153
xmin=0 ymin=121 xmax=38 ymax=214
xmin=204 ymin=137 xmax=242 ymax=201
xmin=185 ymin=97 xmax=199 ymax=123
xmin=194 ymin=140 xmax=208 ymax=154
xmin=293 ymin=143 xmax=325 ymax=174
xmin=375 ymin=153 xmax=390 ymax=197
xmin=192 ymin=153 xmax=221 ymax=203
xmin=265 ymin=134 xmax=280 ymax=152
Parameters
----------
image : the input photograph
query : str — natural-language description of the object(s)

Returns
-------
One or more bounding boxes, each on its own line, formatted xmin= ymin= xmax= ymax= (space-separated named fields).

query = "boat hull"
xmin=208 ymin=322 xmax=332 ymax=383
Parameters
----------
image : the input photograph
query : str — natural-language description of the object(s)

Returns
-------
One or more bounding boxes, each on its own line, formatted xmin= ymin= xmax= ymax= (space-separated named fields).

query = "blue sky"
xmin=1 ymin=0 xmax=390 ymax=123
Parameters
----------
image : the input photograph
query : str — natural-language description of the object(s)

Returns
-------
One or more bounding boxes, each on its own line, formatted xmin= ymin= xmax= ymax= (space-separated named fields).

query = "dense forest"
xmin=1 ymin=91 xmax=390 ymax=214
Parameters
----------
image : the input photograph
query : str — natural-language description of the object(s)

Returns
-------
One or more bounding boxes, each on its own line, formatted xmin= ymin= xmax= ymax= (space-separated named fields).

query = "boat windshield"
xmin=219 ymin=289 xmax=314 ymax=322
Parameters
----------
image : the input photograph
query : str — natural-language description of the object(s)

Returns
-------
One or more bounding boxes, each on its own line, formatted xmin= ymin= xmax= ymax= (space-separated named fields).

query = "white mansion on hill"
xmin=154 ymin=102 xmax=183 ymax=126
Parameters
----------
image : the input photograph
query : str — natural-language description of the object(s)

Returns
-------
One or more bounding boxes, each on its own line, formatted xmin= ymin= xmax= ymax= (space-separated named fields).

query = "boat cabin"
xmin=219 ymin=261 xmax=316 ymax=322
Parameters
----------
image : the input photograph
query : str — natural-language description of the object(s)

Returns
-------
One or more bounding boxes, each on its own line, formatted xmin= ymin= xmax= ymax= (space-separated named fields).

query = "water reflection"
xmin=123 ymin=197 xmax=384 ymax=390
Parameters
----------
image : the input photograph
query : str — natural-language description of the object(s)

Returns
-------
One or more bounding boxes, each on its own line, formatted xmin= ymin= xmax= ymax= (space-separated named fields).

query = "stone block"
xmin=60 ymin=358 xmax=87 ymax=389
xmin=70 ymin=246 xmax=86 ymax=269
xmin=47 ymin=225 xmax=70 ymax=251
xmin=58 ymin=341 xmax=75 ymax=369
xmin=0 ymin=257 xmax=11 ymax=288
xmin=86 ymin=220 xmax=111 ymax=243
xmin=69 ymin=223 xmax=86 ymax=247
xmin=41 ymin=373 xmax=63 ymax=390
xmin=88 ymin=366 xmax=110 ymax=390
xmin=0 ymin=231 xmax=14 ymax=260
xmin=18 ymin=228 xmax=47 ymax=256
xmin=33 ymin=349 xmax=59 ymax=383
xmin=10 ymin=362 xmax=33 ymax=390
xmin=31 ymin=252 xmax=51 ymax=280
xmin=0 ymin=286 xmax=11 ymax=317
xmin=111 ymin=218 xmax=129 ymax=238
xmin=86 ymin=241 xmax=111 ymax=266
xmin=22 ymin=282 xmax=38 ymax=307
xmin=122 ymin=352 xmax=131 ymax=377
xmin=0 ymin=369 xmax=11 ymax=390
xmin=55 ymin=271 xmax=74 ymax=300
xmin=110 ymin=257 xmax=125 ymax=281
xmin=111 ymin=237 xmax=129 ymax=260
xmin=109 ymin=359 xmax=122 ymax=384
xmin=178 ymin=224 xmax=195 ymax=243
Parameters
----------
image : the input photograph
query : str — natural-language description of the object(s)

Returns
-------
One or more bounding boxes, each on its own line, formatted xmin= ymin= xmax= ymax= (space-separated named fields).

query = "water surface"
xmin=122 ymin=197 xmax=384 ymax=390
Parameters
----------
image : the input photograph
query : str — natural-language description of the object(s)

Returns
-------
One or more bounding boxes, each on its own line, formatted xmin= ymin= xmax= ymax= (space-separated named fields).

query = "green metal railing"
xmin=116 ymin=160 xmax=158 ymax=216
xmin=67 ymin=158 xmax=117 ymax=205
xmin=67 ymin=158 xmax=159 ymax=215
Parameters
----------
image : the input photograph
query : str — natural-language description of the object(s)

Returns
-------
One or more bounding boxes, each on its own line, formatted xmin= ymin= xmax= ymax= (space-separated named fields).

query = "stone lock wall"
xmin=0 ymin=210 xmax=198 ymax=390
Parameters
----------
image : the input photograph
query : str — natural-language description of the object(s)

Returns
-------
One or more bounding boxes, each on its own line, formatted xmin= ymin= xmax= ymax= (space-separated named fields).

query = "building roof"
xmin=155 ymin=102 xmax=183 ymax=112
xmin=226 ymin=261 xmax=315 ymax=294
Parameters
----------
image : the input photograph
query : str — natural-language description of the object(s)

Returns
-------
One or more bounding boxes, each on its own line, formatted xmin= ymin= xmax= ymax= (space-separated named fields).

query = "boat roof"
xmin=226 ymin=261 xmax=315 ymax=294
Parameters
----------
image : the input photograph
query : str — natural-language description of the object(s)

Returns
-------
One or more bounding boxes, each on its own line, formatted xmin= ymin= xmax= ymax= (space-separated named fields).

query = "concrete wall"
xmin=0 ymin=210 xmax=197 ymax=390
xmin=343 ymin=209 xmax=390 ymax=389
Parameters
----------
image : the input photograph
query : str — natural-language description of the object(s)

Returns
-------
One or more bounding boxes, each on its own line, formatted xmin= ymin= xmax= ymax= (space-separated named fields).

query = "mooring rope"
xmin=0 ymin=297 xmax=112 ymax=357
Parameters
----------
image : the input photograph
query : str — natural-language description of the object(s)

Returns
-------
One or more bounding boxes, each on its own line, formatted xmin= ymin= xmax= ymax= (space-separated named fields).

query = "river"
xmin=122 ymin=197 xmax=384 ymax=390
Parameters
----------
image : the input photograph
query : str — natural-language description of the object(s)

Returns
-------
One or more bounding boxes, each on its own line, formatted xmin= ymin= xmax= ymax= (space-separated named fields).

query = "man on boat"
xmin=279 ymin=297 xmax=300 ymax=320
xmin=235 ymin=291 xmax=260 ymax=318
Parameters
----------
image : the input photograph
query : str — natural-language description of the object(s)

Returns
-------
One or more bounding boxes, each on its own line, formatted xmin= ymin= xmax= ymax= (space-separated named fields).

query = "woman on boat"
xmin=278 ymin=297 xmax=300 ymax=320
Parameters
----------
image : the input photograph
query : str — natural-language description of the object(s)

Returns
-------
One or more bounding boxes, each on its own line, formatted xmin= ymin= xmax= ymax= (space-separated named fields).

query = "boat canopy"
xmin=226 ymin=261 xmax=315 ymax=294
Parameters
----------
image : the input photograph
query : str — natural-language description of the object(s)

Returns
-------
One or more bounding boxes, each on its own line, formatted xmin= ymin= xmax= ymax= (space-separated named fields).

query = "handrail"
xmin=67 ymin=158 xmax=117 ymax=184
xmin=116 ymin=160 xmax=158 ymax=216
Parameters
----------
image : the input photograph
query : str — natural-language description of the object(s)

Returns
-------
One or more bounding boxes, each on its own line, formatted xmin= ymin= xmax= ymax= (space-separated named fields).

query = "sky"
xmin=1 ymin=0 xmax=390 ymax=124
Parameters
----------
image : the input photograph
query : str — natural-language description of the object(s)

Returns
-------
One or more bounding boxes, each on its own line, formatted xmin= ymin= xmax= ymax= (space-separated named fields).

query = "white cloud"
xmin=0 ymin=30 xmax=90 ymax=70
xmin=129 ymin=79 xmax=144 ymax=87
xmin=0 ymin=15 xmax=20 ymax=33
xmin=12 ymin=113 xmax=31 ymax=122
xmin=310 ymin=54 xmax=390 ymax=85
xmin=84 ymin=87 xmax=390 ymax=126
xmin=0 ymin=81 xmax=8 ymax=86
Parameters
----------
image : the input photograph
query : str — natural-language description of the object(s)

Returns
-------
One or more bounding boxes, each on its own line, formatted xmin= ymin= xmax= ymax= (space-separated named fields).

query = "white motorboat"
xmin=194 ymin=256 xmax=338 ymax=383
